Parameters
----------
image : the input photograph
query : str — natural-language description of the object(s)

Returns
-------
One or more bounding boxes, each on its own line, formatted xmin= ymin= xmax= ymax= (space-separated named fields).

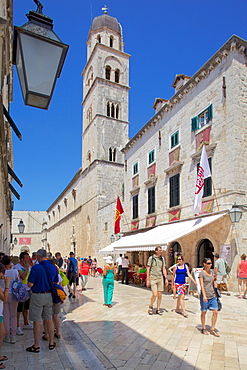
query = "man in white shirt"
xmin=121 ymin=256 xmax=129 ymax=285
xmin=116 ymin=254 xmax=122 ymax=281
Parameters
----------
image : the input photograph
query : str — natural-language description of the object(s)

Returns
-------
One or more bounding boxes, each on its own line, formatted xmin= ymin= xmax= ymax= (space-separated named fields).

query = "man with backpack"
xmin=146 ymin=246 xmax=168 ymax=315
xmin=214 ymin=253 xmax=231 ymax=295
xmin=66 ymin=252 xmax=78 ymax=298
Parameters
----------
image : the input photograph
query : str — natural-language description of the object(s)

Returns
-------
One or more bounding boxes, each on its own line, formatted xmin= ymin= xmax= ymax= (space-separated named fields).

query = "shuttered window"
xmin=191 ymin=104 xmax=213 ymax=131
xmin=171 ymin=130 xmax=179 ymax=148
xmin=170 ymin=174 xmax=180 ymax=208
xmin=148 ymin=186 xmax=155 ymax=214
xmin=133 ymin=194 xmax=138 ymax=219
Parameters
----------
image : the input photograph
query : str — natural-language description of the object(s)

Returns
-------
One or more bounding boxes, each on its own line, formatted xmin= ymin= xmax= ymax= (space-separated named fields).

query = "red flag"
xmin=114 ymin=197 xmax=124 ymax=234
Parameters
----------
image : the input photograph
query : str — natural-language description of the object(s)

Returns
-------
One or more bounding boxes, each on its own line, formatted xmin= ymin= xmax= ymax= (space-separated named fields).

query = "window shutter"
xmin=191 ymin=116 xmax=199 ymax=131
xmin=208 ymin=104 xmax=213 ymax=121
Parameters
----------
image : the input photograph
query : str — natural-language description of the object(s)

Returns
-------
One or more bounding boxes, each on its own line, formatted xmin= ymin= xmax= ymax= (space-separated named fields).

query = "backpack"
xmin=224 ymin=260 xmax=231 ymax=274
xmin=54 ymin=284 xmax=67 ymax=302
xmin=150 ymin=255 xmax=164 ymax=269
xmin=68 ymin=259 xmax=76 ymax=273
xmin=12 ymin=280 xmax=30 ymax=302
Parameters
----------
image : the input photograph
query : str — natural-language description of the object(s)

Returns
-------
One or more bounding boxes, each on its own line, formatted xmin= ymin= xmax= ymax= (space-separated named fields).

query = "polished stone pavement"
xmin=2 ymin=276 xmax=247 ymax=369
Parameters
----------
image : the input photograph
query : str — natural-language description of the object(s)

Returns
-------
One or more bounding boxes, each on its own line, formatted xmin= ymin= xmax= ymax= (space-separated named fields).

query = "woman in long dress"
xmin=102 ymin=256 xmax=115 ymax=308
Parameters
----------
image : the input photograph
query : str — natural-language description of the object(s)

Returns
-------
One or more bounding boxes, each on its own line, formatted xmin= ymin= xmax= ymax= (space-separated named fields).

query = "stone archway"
xmin=197 ymin=239 xmax=214 ymax=267
xmin=20 ymin=246 xmax=30 ymax=254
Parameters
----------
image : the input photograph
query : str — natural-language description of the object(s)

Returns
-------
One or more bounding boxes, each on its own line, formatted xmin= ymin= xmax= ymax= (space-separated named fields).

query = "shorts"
xmin=150 ymin=278 xmax=164 ymax=292
xmin=175 ymin=283 xmax=186 ymax=295
xmin=216 ymin=274 xmax=227 ymax=284
xmin=200 ymin=296 xmax=218 ymax=311
xmin=29 ymin=292 xmax=53 ymax=321
xmin=0 ymin=316 xmax=2 ymax=324
xmin=53 ymin=303 xmax=61 ymax=315
xmin=68 ymin=272 xmax=77 ymax=285
xmin=17 ymin=297 xmax=30 ymax=312
xmin=238 ymin=276 xmax=247 ymax=280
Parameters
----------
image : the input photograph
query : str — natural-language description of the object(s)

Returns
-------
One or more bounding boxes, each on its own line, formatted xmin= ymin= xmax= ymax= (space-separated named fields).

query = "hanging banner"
xmin=19 ymin=237 xmax=31 ymax=245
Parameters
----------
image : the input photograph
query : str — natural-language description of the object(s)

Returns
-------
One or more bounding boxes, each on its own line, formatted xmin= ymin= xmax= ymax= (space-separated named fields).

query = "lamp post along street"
xmin=13 ymin=1 xmax=69 ymax=110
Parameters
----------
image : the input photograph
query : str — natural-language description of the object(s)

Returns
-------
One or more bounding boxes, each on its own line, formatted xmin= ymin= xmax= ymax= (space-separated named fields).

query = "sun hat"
xmin=103 ymin=255 xmax=113 ymax=264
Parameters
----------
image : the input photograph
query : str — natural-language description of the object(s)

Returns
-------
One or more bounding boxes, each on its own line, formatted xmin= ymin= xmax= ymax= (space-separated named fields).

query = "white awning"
xmin=105 ymin=212 xmax=227 ymax=252
xmin=99 ymin=244 xmax=126 ymax=254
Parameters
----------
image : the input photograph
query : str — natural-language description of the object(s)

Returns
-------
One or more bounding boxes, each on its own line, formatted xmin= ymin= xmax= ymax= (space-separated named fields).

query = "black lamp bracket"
xmin=33 ymin=0 xmax=43 ymax=14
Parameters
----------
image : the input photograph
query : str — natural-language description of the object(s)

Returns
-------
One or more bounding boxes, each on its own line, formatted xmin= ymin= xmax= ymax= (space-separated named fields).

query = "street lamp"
xmin=13 ymin=0 xmax=69 ymax=110
xmin=17 ymin=219 xmax=25 ymax=233
xmin=229 ymin=203 xmax=247 ymax=223
xmin=110 ymin=234 xmax=115 ymax=243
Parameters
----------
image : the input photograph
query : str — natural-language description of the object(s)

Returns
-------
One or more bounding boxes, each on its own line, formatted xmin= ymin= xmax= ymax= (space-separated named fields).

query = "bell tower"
xmin=82 ymin=10 xmax=130 ymax=168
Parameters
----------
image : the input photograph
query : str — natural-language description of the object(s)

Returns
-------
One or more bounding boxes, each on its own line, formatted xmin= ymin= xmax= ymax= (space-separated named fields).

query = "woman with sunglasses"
xmin=172 ymin=254 xmax=196 ymax=317
xmin=199 ymin=258 xmax=220 ymax=336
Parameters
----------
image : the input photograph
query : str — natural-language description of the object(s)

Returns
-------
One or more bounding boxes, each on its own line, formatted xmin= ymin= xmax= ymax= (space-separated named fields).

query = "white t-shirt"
xmin=5 ymin=268 xmax=19 ymax=294
xmin=116 ymin=257 xmax=122 ymax=266
xmin=122 ymin=258 xmax=129 ymax=268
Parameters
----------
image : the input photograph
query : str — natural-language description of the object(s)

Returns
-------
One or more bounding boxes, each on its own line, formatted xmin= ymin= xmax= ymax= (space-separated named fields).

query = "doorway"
xmin=197 ymin=239 xmax=214 ymax=267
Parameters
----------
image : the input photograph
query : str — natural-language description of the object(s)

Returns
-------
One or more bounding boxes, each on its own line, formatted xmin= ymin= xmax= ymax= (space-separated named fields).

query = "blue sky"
xmin=12 ymin=0 xmax=247 ymax=211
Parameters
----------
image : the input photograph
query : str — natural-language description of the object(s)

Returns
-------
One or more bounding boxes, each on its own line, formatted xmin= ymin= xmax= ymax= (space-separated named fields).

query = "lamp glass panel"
xmin=20 ymin=33 xmax=63 ymax=96
xmin=16 ymin=39 xmax=27 ymax=97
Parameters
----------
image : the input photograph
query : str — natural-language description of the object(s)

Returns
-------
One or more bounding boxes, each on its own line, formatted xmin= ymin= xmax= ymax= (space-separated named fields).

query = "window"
xmin=110 ymin=36 xmax=113 ymax=48
xmin=197 ymin=158 xmax=212 ymax=197
xmin=170 ymin=130 xmax=179 ymax=149
xmin=148 ymin=149 xmax=155 ymax=165
xmin=170 ymin=174 xmax=180 ymax=208
xmin=133 ymin=194 xmax=138 ymax=219
xmin=109 ymin=147 xmax=116 ymax=162
xmin=105 ymin=65 xmax=111 ymax=80
xmin=133 ymin=162 xmax=138 ymax=175
xmin=148 ymin=186 xmax=155 ymax=214
xmin=111 ymin=104 xmax=115 ymax=118
xmin=116 ymin=104 xmax=119 ymax=119
xmin=115 ymin=69 xmax=120 ymax=83
xmin=191 ymin=104 xmax=213 ymax=131
xmin=97 ymin=34 xmax=101 ymax=43
xmin=107 ymin=102 xmax=110 ymax=116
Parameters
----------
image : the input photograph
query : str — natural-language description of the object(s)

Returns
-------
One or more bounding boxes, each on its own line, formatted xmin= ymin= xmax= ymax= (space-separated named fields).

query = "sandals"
xmin=54 ymin=333 xmax=61 ymax=339
xmin=201 ymin=328 xmax=209 ymax=335
xmin=0 ymin=363 xmax=5 ymax=369
xmin=0 ymin=357 xmax=8 ymax=362
xmin=26 ymin=345 xmax=40 ymax=353
xmin=182 ymin=312 xmax=188 ymax=318
xmin=49 ymin=342 xmax=56 ymax=350
xmin=42 ymin=334 xmax=49 ymax=341
xmin=148 ymin=306 xmax=153 ymax=315
xmin=210 ymin=330 xmax=220 ymax=337
xmin=156 ymin=309 xmax=163 ymax=315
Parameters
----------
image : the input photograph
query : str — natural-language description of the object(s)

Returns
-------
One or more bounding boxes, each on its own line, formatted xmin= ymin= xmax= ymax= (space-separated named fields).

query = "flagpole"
xmin=212 ymin=178 xmax=220 ymax=211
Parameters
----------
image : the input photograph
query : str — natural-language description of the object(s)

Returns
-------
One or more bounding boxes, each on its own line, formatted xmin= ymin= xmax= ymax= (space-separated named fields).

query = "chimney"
xmin=172 ymin=74 xmax=190 ymax=93
xmin=152 ymin=98 xmax=168 ymax=113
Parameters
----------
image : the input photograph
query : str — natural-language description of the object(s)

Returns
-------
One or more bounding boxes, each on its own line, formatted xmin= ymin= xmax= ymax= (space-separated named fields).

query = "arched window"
xmin=107 ymin=102 xmax=110 ymax=117
xmin=110 ymin=36 xmax=113 ymax=48
xmin=113 ymin=148 xmax=116 ymax=162
xmin=87 ymin=150 xmax=91 ymax=164
xmin=109 ymin=147 xmax=112 ymax=161
xmin=115 ymin=69 xmax=120 ymax=83
xmin=116 ymin=104 xmax=119 ymax=119
xmin=111 ymin=104 xmax=115 ymax=118
xmin=97 ymin=34 xmax=101 ymax=43
xmin=105 ymin=65 xmax=111 ymax=80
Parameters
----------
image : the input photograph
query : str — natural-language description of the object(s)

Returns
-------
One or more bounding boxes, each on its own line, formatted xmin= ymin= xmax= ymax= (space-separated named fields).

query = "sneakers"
xmin=3 ymin=336 xmax=11 ymax=343
xmin=68 ymin=293 xmax=72 ymax=298
xmin=16 ymin=327 xmax=23 ymax=335
xmin=23 ymin=323 xmax=33 ymax=330
xmin=10 ymin=336 xmax=18 ymax=344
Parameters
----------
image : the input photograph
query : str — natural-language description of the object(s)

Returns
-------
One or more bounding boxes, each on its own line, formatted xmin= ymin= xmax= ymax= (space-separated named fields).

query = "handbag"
xmin=12 ymin=279 xmax=30 ymax=302
xmin=214 ymin=287 xmax=222 ymax=311
xmin=41 ymin=263 xmax=65 ymax=304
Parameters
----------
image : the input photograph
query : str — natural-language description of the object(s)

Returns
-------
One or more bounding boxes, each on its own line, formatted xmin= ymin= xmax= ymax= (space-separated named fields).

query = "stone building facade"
xmin=46 ymin=13 xmax=130 ymax=260
xmin=0 ymin=0 xmax=22 ymax=253
xmin=11 ymin=210 xmax=47 ymax=256
xmin=122 ymin=35 xmax=247 ymax=287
